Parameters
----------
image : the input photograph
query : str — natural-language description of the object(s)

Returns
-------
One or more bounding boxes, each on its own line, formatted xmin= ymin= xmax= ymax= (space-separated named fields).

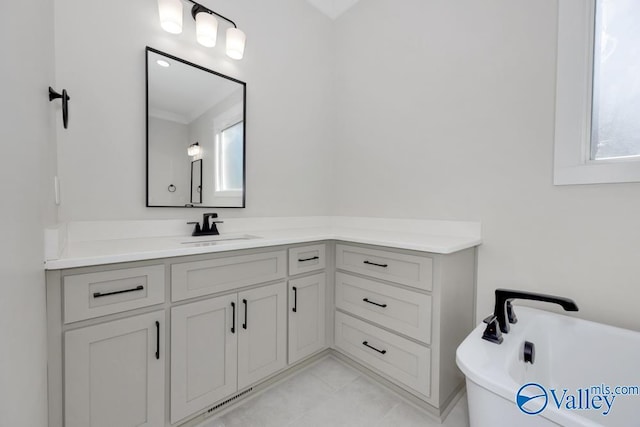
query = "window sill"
xmin=554 ymin=161 xmax=640 ymax=185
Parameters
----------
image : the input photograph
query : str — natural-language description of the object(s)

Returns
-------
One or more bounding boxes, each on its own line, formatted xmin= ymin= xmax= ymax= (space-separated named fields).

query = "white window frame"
xmin=554 ymin=0 xmax=640 ymax=185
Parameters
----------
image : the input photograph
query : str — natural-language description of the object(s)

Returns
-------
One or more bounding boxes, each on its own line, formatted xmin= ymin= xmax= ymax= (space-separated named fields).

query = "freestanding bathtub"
xmin=457 ymin=306 xmax=640 ymax=427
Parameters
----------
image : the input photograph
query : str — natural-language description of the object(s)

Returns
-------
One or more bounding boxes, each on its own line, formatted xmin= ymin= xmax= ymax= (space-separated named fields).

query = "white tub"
xmin=457 ymin=306 xmax=640 ymax=427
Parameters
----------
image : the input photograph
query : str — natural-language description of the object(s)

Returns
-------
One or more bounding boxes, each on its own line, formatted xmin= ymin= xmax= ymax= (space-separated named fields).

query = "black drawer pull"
xmin=298 ymin=256 xmax=319 ymax=262
xmin=93 ymin=285 xmax=144 ymax=298
xmin=292 ymin=287 xmax=298 ymax=312
xmin=362 ymin=341 xmax=386 ymax=354
xmin=242 ymin=299 xmax=248 ymax=330
xmin=231 ymin=302 xmax=236 ymax=334
xmin=363 ymin=260 xmax=388 ymax=268
xmin=155 ymin=321 xmax=160 ymax=360
xmin=363 ymin=298 xmax=387 ymax=308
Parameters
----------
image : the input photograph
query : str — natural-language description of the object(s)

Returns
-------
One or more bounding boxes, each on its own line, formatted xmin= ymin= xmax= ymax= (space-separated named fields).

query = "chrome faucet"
xmin=187 ymin=213 xmax=224 ymax=236
xmin=482 ymin=288 xmax=579 ymax=344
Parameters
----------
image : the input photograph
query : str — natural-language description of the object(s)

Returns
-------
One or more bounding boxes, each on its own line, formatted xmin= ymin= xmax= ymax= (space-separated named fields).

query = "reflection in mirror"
xmin=191 ymin=159 xmax=202 ymax=204
xmin=146 ymin=47 xmax=246 ymax=207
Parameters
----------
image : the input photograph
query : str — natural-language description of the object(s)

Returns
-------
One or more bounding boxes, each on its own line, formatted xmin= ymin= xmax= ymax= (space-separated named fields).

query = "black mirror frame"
xmin=145 ymin=46 xmax=247 ymax=208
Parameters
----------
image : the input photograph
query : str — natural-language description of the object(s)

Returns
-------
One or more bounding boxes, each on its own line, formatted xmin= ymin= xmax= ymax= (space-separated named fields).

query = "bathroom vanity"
xmin=45 ymin=218 xmax=480 ymax=427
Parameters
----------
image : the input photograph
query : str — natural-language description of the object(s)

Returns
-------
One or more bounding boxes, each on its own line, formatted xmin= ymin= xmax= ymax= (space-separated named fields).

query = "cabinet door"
xmin=288 ymin=273 xmax=326 ymax=364
xmin=170 ymin=294 xmax=238 ymax=424
xmin=237 ymin=282 xmax=287 ymax=389
xmin=64 ymin=311 xmax=165 ymax=427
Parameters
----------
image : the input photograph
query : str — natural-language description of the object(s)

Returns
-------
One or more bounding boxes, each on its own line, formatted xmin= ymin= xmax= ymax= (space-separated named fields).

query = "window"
xmin=212 ymin=102 xmax=244 ymax=197
xmin=554 ymin=0 xmax=640 ymax=184
xmin=591 ymin=0 xmax=640 ymax=160
xmin=217 ymin=121 xmax=244 ymax=192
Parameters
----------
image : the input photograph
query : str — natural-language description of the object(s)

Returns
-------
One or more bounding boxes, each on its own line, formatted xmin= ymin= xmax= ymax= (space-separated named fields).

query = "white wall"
xmin=0 ymin=0 xmax=57 ymax=425
xmin=51 ymin=0 xmax=640 ymax=333
xmin=332 ymin=0 xmax=640 ymax=331
xmin=54 ymin=0 xmax=334 ymax=221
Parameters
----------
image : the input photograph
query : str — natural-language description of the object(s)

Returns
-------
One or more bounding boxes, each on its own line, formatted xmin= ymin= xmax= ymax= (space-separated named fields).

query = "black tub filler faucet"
xmin=482 ymin=288 xmax=578 ymax=344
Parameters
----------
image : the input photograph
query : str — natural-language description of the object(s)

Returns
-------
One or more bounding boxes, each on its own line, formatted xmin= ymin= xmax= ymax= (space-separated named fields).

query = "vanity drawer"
xmin=171 ymin=251 xmax=287 ymax=302
xmin=64 ymin=265 xmax=165 ymax=323
xmin=335 ymin=272 xmax=432 ymax=344
xmin=335 ymin=312 xmax=431 ymax=398
xmin=288 ymin=244 xmax=326 ymax=276
xmin=335 ymin=244 xmax=433 ymax=291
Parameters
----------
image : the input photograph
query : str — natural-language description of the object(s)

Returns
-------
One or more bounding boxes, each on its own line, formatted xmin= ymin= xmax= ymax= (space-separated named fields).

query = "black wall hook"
xmin=49 ymin=87 xmax=70 ymax=129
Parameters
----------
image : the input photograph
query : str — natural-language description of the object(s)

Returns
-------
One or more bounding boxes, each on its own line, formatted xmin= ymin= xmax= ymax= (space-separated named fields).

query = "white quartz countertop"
xmin=44 ymin=217 xmax=482 ymax=270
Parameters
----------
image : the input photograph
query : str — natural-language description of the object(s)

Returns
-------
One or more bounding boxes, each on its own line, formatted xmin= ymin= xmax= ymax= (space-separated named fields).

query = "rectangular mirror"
xmin=146 ymin=47 xmax=246 ymax=207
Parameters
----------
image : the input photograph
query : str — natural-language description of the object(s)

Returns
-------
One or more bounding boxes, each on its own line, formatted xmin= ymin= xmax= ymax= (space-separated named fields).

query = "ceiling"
xmin=305 ymin=0 xmax=361 ymax=20
xmin=147 ymin=50 xmax=241 ymax=123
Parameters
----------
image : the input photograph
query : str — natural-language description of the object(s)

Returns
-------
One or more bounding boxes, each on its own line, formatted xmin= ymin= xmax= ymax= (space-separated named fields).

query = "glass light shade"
xmin=195 ymin=12 xmax=218 ymax=47
xmin=158 ymin=0 xmax=183 ymax=34
xmin=188 ymin=143 xmax=202 ymax=157
xmin=226 ymin=28 xmax=246 ymax=60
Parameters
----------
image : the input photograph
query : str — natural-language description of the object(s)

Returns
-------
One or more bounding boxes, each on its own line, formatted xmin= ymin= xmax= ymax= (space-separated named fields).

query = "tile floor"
xmin=199 ymin=356 xmax=470 ymax=427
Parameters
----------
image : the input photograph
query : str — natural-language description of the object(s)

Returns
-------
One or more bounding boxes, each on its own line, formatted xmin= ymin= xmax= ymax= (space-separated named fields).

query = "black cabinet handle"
xmin=242 ymin=299 xmax=248 ymax=330
xmin=155 ymin=321 xmax=160 ymax=360
xmin=363 ymin=298 xmax=387 ymax=308
xmin=231 ymin=302 xmax=236 ymax=334
xmin=93 ymin=285 xmax=144 ymax=298
xmin=292 ymin=287 xmax=298 ymax=312
xmin=362 ymin=341 xmax=386 ymax=355
xmin=363 ymin=260 xmax=388 ymax=268
xmin=298 ymin=256 xmax=319 ymax=262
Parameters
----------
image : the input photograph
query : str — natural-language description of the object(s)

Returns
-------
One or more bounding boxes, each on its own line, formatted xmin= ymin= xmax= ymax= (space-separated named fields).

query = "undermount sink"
xmin=180 ymin=234 xmax=261 ymax=246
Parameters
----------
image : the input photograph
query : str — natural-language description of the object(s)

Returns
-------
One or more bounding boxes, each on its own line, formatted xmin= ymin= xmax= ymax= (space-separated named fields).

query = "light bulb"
xmin=188 ymin=143 xmax=202 ymax=157
xmin=226 ymin=28 xmax=246 ymax=60
xmin=195 ymin=12 xmax=218 ymax=47
xmin=158 ymin=0 xmax=183 ymax=34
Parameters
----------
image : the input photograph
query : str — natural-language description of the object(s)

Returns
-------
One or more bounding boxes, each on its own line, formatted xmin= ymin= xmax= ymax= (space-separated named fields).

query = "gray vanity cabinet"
xmin=47 ymin=264 xmax=167 ymax=427
xmin=171 ymin=294 xmax=238 ymax=424
xmin=64 ymin=311 xmax=165 ymax=427
xmin=170 ymin=278 xmax=287 ymax=424
xmin=288 ymin=272 xmax=326 ymax=364
xmin=237 ymin=282 xmax=288 ymax=388
xmin=48 ymin=247 xmax=318 ymax=427
xmin=333 ymin=243 xmax=476 ymax=411
xmin=47 ymin=239 xmax=474 ymax=426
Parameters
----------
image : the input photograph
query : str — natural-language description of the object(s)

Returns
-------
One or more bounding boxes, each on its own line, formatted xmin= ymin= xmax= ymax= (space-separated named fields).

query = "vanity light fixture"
xmin=157 ymin=0 xmax=246 ymax=60
xmin=157 ymin=0 xmax=183 ymax=34
xmin=156 ymin=59 xmax=171 ymax=67
xmin=188 ymin=142 xmax=202 ymax=157
xmin=194 ymin=7 xmax=218 ymax=47
xmin=225 ymin=27 xmax=246 ymax=60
